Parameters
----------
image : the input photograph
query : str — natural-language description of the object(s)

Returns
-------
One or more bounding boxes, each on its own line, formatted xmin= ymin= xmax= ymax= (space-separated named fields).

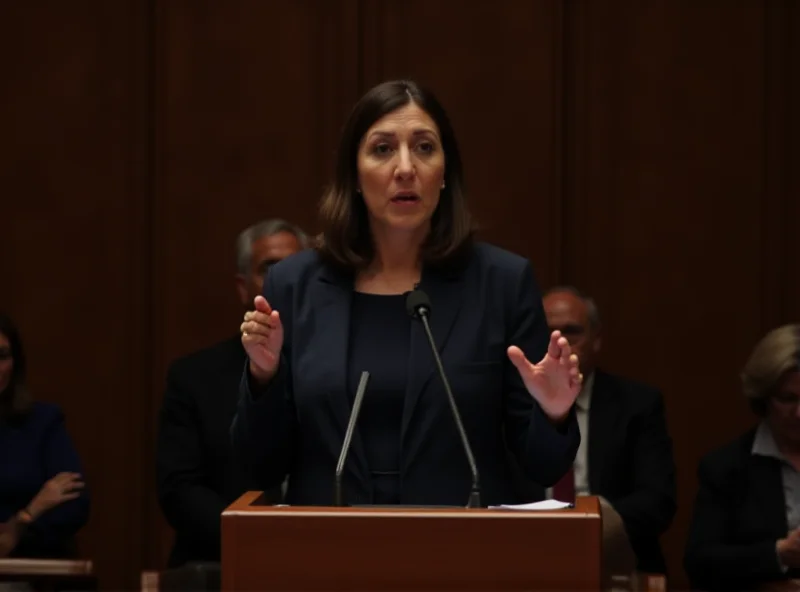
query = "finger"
xmin=59 ymin=492 xmax=81 ymax=502
xmin=248 ymin=310 xmax=276 ymax=327
xmin=546 ymin=331 xmax=562 ymax=359
xmin=253 ymin=295 xmax=272 ymax=314
xmin=507 ymin=346 xmax=532 ymax=377
xmin=53 ymin=473 xmax=79 ymax=485
xmin=241 ymin=320 xmax=271 ymax=337
xmin=568 ymin=353 xmax=580 ymax=371
xmin=60 ymin=476 xmax=84 ymax=487
xmin=242 ymin=333 xmax=271 ymax=347
xmin=557 ymin=337 xmax=572 ymax=364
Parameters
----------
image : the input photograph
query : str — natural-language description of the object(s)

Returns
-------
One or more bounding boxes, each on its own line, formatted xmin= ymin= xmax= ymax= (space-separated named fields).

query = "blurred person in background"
xmin=685 ymin=324 xmax=800 ymax=591
xmin=0 ymin=313 xmax=90 ymax=559
xmin=156 ymin=218 xmax=307 ymax=567
xmin=538 ymin=286 xmax=676 ymax=576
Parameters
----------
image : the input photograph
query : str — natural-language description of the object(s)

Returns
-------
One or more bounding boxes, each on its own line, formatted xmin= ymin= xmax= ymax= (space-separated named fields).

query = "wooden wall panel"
xmin=790 ymin=3 xmax=800 ymax=324
xmin=779 ymin=0 xmax=800 ymax=324
xmin=146 ymin=0 xmax=361 ymax=568
xmin=562 ymin=1 xmax=775 ymax=586
xmin=152 ymin=0 xmax=360 ymax=360
xmin=360 ymin=1 xmax=564 ymax=288
xmin=0 ymin=1 xmax=150 ymax=589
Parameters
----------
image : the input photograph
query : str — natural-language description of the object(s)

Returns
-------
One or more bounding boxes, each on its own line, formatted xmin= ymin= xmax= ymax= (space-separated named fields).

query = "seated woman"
xmin=0 ymin=313 xmax=90 ymax=558
xmin=684 ymin=324 xmax=800 ymax=591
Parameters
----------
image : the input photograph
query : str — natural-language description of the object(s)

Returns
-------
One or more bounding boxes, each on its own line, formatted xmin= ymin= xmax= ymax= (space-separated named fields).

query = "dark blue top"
xmin=0 ymin=402 xmax=90 ymax=557
xmin=347 ymin=292 xmax=410 ymax=503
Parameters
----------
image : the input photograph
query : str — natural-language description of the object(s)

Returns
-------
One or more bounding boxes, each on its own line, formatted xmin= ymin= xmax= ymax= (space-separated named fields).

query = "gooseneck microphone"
xmin=405 ymin=289 xmax=481 ymax=508
xmin=334 ymin=370 xmax=371 ymax=507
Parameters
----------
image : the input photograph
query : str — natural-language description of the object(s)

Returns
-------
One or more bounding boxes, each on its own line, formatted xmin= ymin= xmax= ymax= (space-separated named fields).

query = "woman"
xmin=0 ymin=313 xmax=89 ymax=558
xmin=684 ymin=324 xmax=800 ymax=591
xmin=231 ymin=80 xmax=582 ymax=507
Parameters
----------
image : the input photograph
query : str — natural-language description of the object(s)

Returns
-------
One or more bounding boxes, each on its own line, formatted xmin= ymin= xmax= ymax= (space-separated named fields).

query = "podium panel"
xmin=222 ymin=492 xmax=603 ymax=591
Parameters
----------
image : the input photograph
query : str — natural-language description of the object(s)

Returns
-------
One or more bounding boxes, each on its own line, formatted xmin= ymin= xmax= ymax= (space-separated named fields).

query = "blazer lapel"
xmin=401 ymin=265 xmax=465 ymax=460
xmin=313 ymin=266 xmax=370 ymax=488
xmin=587 ymin=371 xmax=618 ymax=493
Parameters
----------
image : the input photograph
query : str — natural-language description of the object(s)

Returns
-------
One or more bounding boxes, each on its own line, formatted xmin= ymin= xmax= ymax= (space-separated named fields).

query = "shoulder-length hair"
xmin=317 ymin=79 xmax=475 ymax=271
xmin=741 ymin=323 xmax=800 ymax=415
xmin=0 ymin=313 xmax=32 ymax=423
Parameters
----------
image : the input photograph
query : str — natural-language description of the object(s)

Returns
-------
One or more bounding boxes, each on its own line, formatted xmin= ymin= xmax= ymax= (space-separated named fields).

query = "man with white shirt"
xmin=541 ymin=286 xmax=677 ymax=575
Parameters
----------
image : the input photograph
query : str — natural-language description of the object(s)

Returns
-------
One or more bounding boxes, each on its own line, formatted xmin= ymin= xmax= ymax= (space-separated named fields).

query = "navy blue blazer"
xmin=0 ymin=402 xmax=90 ymax=557
xmin=231 ymin=242 xmax=580 ymax=507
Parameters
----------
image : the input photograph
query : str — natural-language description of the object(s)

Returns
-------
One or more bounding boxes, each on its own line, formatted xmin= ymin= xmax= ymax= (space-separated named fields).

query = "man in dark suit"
xmin=156 ymin=218 xmax=307 ymax=567
xmin=537 ymin=286 xmax=677 ymax=575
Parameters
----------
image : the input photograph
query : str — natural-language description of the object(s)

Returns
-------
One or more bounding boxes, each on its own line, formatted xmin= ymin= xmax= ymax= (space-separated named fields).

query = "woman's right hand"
xmin=28 ymin=472 xmax=84 ymax=518
xmin=241 ymin=295 xmax=284 ymax=384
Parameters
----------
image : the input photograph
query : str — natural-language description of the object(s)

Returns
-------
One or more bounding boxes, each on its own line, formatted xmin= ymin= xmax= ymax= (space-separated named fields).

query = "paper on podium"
xmin=488 ymin=499 xmax=573 ymax=510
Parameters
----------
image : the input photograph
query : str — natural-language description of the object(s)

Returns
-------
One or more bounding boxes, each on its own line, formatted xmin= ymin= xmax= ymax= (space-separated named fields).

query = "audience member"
xmin=0 ymin=313 xmax=89 ymax=559
xmin=156 ymin=219 xmax=307 ymax=567
xmin=534 ymin=286 xmax=676 ymax=575
xmin=684 ymin=324 xmax=800 ymax=591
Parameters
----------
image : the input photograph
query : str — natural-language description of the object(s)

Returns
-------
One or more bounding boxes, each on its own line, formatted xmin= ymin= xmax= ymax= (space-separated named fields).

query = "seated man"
xmin=684 ymin=324 xmax=800 ymax=592
xmin=156 ymin=218 xmax=307 ymax=567
xmin=535 ymin=286 xmax=677 ymax=575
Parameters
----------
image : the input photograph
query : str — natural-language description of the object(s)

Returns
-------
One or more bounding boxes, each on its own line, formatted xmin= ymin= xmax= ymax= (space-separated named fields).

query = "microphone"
xmin=334 ymin=370 xmax=370 ymax=507
xmin=405 ymin=289 xmax=481 ymax=508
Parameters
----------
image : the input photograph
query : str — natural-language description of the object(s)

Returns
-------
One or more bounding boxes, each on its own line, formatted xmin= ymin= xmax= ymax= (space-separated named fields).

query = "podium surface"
xmin=222 ymin=491 xmax=603 ymax=591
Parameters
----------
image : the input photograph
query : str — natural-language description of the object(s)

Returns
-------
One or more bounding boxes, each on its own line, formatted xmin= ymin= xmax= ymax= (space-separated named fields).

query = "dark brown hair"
xmin=0 ymin=312 xmax=32 ymax=423
xmin=317 ymin=79 xmax=475 ymax=271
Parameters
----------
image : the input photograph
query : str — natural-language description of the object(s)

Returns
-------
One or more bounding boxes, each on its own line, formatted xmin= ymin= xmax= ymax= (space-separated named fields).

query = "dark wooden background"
xmin=1 ymin=0 xmax=797 ymax=589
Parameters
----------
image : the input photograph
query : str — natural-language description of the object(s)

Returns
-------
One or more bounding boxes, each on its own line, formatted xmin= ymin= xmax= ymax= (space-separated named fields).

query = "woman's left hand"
xmin=508 ymin=330 xmax=582 ymax=423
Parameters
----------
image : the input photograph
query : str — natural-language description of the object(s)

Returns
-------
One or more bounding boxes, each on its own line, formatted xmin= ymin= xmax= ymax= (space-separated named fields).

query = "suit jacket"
xmin=0 ymin=402 xmax=90 ymax=558
xmin=156 ymin=336 xmax=282 ymax=567
xmin=231 ymin=243 xmax=581 ymax=507
xmin=684 ymin=428 xmax=796 ymax=591
xmin=509 ymin=370 xmax=677 ymax=574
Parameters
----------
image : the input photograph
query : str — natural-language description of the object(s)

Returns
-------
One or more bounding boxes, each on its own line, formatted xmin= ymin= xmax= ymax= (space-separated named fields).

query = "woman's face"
xmin=0 ymin=333 xmax=13 ymax=394
xmin=766 ymin=370 xmax=800 ymax=447
xmin=356 ymin=102 xmax=446 ymax=238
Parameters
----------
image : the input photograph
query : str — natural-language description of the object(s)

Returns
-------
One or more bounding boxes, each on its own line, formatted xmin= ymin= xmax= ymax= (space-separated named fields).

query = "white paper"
xmin=488 ymin=499 xmax=573 ymax=511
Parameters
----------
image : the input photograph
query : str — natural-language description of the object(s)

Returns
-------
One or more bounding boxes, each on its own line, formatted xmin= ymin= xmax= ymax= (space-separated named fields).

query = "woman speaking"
xmin=231 ymin=80 xmax=582 ymax=507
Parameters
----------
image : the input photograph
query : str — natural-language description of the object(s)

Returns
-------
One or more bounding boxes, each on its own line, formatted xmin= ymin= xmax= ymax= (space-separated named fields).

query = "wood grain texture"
xmin=222 ymin=494 xmax=602 ymax=591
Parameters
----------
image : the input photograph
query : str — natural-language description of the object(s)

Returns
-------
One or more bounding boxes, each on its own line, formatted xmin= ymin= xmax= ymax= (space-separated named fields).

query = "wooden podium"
xmin=222 ymin=491 xmax=618 ymax=591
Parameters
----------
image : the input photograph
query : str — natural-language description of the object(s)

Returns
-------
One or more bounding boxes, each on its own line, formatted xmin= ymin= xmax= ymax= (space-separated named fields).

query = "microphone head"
xmin=405 ymin=289 xmax=431 ymax=319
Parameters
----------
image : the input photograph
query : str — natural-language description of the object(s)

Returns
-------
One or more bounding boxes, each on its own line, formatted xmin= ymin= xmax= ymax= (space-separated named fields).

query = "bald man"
xmin=540 ymin=286 xmax=677 ymax=575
